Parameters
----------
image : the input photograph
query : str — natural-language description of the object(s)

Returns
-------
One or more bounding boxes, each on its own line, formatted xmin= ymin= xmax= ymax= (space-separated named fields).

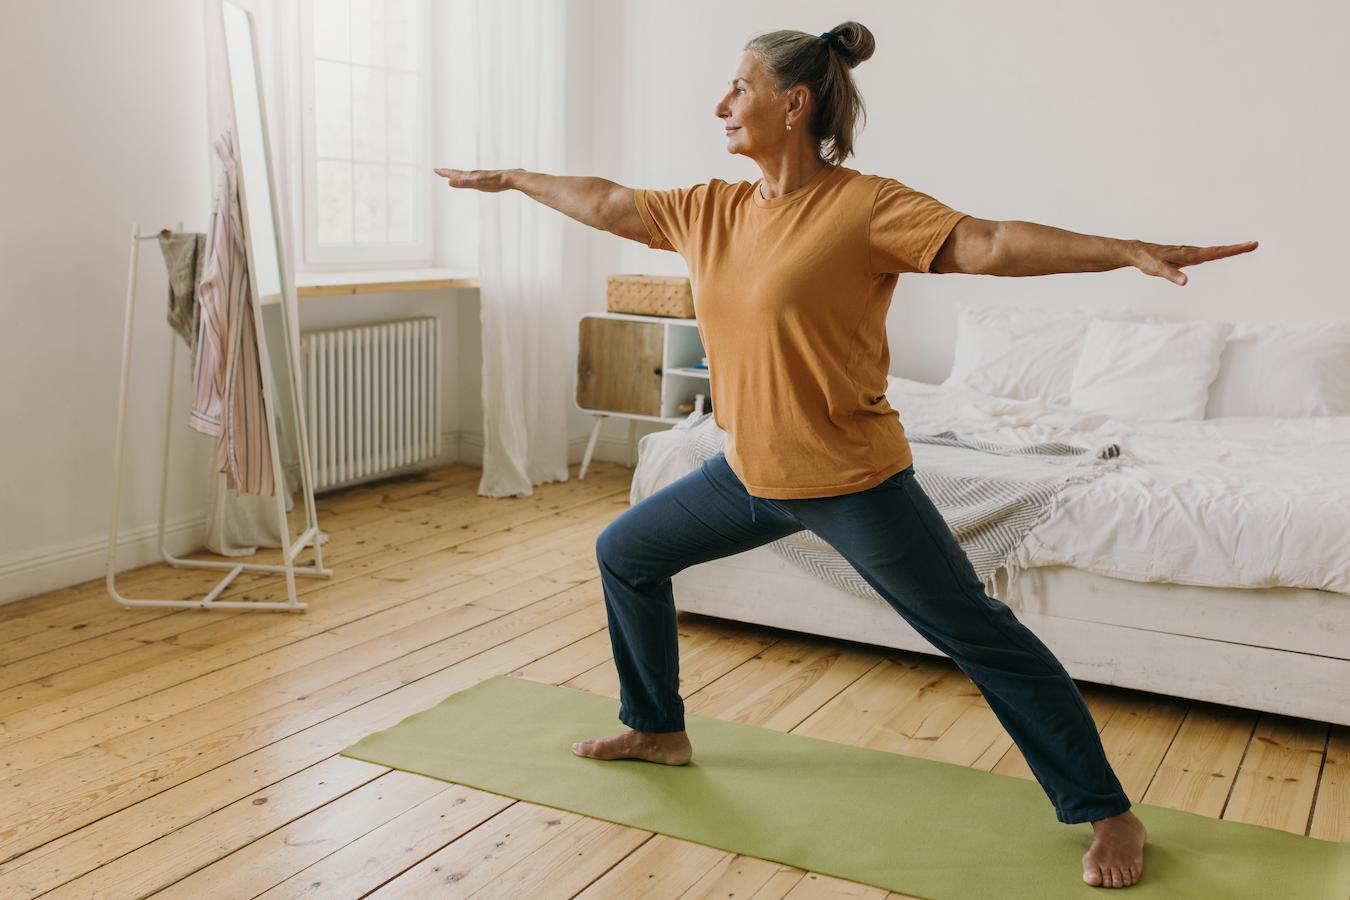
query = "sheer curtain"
xmin=473 ymin=0 xmax=573 ymax=498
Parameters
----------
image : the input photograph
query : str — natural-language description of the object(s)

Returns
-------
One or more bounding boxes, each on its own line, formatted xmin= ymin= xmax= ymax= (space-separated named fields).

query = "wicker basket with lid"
xmin=606 ymin=274 xmax=695 ymax=318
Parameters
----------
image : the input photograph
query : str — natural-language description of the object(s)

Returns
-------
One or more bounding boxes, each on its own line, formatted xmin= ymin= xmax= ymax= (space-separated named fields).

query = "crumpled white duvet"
xmin=886 ymin=376 xmax=1350 ymax=596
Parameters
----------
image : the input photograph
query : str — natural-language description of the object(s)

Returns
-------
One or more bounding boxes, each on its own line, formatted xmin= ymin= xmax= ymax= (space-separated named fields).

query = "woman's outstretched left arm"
xmin=930 ymin=216 xmax=1258 ymax=286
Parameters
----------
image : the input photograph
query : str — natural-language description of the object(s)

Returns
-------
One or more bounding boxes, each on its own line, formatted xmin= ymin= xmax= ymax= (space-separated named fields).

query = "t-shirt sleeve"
xmin=632 ymin=182 xmax=713 ymax=254
xmin=868 ymin=177 xmax=969 ymax=275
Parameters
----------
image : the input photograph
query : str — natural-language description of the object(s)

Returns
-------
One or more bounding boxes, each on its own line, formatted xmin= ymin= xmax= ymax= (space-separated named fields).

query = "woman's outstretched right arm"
xmin=434 ymin=168 xmax=650 ymax=245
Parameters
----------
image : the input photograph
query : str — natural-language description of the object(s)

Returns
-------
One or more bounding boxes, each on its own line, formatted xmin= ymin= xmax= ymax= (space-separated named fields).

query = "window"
xmin=299 ymin=0 xmax=432 ymax=267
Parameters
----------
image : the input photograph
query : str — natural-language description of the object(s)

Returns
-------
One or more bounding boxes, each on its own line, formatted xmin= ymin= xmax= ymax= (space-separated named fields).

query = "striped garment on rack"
xmin=683 ymin=419 xmax=1123 ymax=603
xmin=188 ymin=130 xmax=275 ymax=497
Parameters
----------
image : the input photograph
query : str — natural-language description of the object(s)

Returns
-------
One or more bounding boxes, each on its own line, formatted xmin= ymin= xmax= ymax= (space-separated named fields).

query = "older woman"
xmin=436 ymin=21 xmax=1255 ymax=891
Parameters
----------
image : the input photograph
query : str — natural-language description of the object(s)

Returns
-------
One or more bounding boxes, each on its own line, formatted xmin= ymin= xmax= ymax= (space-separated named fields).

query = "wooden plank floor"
xmin=0 ymin=460 xmax=1346 ymax=899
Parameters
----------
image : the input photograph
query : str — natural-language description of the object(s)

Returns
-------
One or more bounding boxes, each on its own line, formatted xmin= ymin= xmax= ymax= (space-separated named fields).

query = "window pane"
xmin=386 ymin=72 xmax=418 ymax=163
xmin=314 ymin=60 xmax=351 ymax=158
xmin=317 ymin=161 xmax=353 ymax=244
xmin=313 ymin=0 xmax=349 ymax=60
xmin=387 ymin=166 xmax=416 ymax=243
xmin=349 ymin=0 xmax=385 ymax=67
xmin=306 ymin=0 xmax=428 ymax=257
xmin=353 ymin=163 xmax=388 ymax=243
xmin=351 ymin=67 xmax=386 ymax=162
xmin=385 ymin=0 xmax=418 ymax=68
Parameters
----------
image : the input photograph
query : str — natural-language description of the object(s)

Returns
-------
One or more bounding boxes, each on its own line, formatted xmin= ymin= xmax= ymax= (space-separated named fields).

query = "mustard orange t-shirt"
xmin=633 ymin=164 xmax=967 ymax=499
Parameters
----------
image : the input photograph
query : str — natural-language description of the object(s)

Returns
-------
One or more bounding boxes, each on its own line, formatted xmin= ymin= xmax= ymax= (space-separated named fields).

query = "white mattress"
xmin=631 ymin=377 xmax=1350 ymax=597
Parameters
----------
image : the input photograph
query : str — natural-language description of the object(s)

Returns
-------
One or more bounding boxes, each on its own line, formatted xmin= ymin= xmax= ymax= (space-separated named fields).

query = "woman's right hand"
xmin=433 ymin=167 xmax=523 ymax=192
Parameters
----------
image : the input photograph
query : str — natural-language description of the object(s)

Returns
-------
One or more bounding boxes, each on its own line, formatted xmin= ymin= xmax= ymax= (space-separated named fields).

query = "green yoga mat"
xmin=341 ymin=675 xmax=1350 ymax=899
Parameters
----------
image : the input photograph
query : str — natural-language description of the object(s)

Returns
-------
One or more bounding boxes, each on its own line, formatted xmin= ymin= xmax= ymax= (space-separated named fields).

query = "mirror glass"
xmin=221 ymin=0 xmax=317 ymax=562
xmin=222 ymin=3 xmax=280 ymax=302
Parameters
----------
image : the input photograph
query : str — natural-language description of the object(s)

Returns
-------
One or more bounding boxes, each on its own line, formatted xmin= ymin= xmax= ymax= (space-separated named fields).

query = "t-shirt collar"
xmin=751 ymin=164 xmax=843 ymax=209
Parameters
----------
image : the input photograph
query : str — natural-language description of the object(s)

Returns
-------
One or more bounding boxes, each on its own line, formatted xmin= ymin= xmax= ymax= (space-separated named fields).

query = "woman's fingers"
xmin=1157 ymin=259 xmax=1187 ymax=285
xmin=432 ymin=168 xmax=504 ymax=191
xmin=1209 ymin=240 xmax=1260 ymax=261
xmin=1136 ymin=239 xmax=1258 ymax=285
xmin=435 ymin=168 xmax=487 ymax=189
xmin=433 ymin=167 xmax=467 ymax=187
xmin=1166 ymin=240 xmax=1260 ymax=266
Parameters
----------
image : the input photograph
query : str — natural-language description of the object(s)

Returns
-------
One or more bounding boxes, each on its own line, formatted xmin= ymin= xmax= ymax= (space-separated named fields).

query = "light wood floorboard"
xmin=0 ymin=460 xmax=1345 ymax=899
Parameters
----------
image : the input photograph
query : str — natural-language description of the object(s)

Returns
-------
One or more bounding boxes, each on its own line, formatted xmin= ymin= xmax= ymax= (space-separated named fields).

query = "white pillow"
xmin=943 ymin=301 xmax=1148 ymax=405
xmin=1068 ymin=319 xmax=1233 ymax=421
xmin=1205 ymin=321 xmax=1350 ymax=418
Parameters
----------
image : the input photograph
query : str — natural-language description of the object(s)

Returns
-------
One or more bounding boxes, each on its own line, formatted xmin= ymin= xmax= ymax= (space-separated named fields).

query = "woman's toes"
xmin=1083 ymin=866 xmax=1103 ymax=886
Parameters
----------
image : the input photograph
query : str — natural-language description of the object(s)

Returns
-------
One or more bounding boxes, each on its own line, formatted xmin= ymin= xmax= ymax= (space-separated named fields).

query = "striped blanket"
xmin=684 ymin=420 xmax=1124 ymax=604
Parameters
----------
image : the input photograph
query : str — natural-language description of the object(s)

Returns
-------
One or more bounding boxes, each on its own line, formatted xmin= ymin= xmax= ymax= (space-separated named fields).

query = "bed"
xmin=629 ymin=304 xmax=1350 ymax=727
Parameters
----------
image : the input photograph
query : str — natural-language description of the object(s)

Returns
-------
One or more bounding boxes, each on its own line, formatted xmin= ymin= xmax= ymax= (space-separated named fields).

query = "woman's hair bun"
xmin=826 ymin=21 xmax=875 ymax=69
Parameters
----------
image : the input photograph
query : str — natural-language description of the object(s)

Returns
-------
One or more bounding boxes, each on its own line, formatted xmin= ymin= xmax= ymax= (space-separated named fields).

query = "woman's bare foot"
xmin=1083 ymin=809 xmax=1147 ymax=888
xmin=571 ymin=729 xmax=693 ymax=765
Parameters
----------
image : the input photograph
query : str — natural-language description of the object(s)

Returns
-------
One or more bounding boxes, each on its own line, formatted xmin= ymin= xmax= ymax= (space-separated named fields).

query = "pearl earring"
xmin=786 ymin=123 xmax=792 ymax=131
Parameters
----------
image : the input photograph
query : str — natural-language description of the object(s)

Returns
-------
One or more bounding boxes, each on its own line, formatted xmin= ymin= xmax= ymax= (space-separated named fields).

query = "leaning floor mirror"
xmin=217 ymin=0 xmax=330 ymax=608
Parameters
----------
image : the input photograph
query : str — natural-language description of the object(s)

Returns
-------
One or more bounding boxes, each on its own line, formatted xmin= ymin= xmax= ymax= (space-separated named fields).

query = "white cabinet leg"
xmin=627 ymin=418 xmax=638 ymax=468
xmin=580 ymin=414 xmax=605 ymax=479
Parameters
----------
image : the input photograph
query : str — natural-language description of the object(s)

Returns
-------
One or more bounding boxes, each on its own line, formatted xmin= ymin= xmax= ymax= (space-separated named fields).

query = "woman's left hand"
xmin=1130 ymin=239 xmax=1259 ymax=286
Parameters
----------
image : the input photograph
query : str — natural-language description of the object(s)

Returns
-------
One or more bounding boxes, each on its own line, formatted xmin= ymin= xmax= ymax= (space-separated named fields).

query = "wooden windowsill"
xmin=296 ymin=267 xmax=480 ymax=298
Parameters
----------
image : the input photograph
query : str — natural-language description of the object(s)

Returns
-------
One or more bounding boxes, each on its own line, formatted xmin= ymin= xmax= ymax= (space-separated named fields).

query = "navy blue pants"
xmin=595 ymin=450 xmax=1132 ymax=825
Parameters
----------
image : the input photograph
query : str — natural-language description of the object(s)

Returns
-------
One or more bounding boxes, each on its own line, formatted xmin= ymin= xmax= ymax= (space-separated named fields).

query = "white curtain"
xmin=200 ymin=0 xmax=306 ymax=554
xmin=473 ymin=0 xmax=573 ymax=498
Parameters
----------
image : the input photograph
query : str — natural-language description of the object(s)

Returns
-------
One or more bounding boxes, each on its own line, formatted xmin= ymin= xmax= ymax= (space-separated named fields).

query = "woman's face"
xmin=715 ymin=52 xmax=799 ymax=159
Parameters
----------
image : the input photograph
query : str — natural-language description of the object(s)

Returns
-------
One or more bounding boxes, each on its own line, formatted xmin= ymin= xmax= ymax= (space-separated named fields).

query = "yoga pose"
xmin=437 ymin=21 xmax=1256 ymax=891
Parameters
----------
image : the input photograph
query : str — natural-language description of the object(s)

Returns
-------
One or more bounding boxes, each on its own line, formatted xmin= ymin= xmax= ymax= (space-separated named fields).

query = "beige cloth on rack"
xmin=203 ymin=459 xmax=286 ymax=557
xmin=157 ymin=230 xmax=206 ymax=358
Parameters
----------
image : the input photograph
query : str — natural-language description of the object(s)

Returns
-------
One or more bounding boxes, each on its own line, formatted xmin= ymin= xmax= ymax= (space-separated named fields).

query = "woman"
xmin=436 ymin=22 xmax=1256 ymax=891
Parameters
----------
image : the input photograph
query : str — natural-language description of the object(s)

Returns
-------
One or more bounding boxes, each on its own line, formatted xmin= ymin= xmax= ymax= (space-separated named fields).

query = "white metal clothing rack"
xmin=105 ymin=225 xmax=330 ymax=612
xmin=108 ymin=0 xmax=330 ymax=611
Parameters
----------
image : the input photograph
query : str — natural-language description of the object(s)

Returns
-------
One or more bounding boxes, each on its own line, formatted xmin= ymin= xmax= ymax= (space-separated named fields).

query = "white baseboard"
xmin=0 ymin=513 xmax=208 ymax=608
xmin=1 ymin=425 xmax=649 ymax=610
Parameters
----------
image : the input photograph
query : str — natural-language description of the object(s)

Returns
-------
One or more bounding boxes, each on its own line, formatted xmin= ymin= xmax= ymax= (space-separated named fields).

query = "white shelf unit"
xmin=574 ymin=311 xmax=709 ymax=477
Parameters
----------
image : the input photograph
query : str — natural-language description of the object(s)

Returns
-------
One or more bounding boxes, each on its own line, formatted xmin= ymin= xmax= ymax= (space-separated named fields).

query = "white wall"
xmin=0 ymin=0 xmax=218 ymax=603
xmin=607 ymin=0 xmax=1349 ymax=381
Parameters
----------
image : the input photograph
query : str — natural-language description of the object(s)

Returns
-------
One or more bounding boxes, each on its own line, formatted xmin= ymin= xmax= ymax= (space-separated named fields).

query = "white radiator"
xmin=300 ymin=317 xmax=442 ymax=492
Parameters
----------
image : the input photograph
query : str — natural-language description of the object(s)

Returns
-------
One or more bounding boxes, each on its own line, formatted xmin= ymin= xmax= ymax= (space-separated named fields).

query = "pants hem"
xmin=1056 ymin=797 xmax=1133 ymax=825
xmin=619 ymin=709 xmax=685 ymax=733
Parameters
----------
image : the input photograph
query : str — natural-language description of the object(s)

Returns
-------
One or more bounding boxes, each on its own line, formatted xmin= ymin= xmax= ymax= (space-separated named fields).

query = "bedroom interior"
xmin=1 ymin=0 xmax=1347 ymax=897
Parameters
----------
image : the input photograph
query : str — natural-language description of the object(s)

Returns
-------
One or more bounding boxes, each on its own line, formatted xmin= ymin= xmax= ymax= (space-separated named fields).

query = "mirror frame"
xmin=219 ymin=0 xmax=324 ymax=570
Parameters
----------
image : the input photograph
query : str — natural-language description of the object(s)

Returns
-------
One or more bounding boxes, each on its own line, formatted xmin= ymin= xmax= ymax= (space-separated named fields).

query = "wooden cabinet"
xmin=574 ymin=311 xmax=709 ymax=476
xmin=576 ymin=317 xmax=665 ymax=416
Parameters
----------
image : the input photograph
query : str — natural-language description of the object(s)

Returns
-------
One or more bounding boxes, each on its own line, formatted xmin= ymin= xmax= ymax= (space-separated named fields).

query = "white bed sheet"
xmin=885 ymin=376 xmax=1350 ymax=596
xmin=629 ymin=378 xmax=1350 ymax=597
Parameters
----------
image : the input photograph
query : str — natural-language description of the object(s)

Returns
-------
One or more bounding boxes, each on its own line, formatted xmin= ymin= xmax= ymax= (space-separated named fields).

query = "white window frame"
xmin=297 ymin=0 xmax=434 ymax=268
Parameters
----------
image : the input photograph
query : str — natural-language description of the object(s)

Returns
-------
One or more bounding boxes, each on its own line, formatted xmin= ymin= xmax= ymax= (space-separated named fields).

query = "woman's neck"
xmin=756 ymin=154 xmax=833 ymax=200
